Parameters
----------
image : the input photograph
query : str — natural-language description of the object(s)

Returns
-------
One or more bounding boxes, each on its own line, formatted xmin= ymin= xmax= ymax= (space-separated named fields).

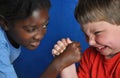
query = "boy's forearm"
xmin=61 ymin=64 xmax=78 ymax=78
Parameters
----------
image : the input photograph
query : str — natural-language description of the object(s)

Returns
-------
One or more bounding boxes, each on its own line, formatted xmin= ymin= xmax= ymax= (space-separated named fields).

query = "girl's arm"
xmin=40 ymin=39 xmax=81 ymax=78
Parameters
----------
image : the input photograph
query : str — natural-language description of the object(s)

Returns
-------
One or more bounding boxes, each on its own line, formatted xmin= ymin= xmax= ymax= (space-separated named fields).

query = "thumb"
xmin=66 ymin=38 xmax=72 ymax=44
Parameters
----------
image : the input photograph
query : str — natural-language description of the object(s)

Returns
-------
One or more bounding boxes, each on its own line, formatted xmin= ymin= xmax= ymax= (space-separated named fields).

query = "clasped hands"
xmin=52 ymin=38 xmax=82 ymax=68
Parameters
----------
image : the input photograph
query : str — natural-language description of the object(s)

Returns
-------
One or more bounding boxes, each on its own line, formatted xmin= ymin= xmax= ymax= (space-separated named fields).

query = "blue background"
xmin=13 ymin=0 xmax=89 ymax=78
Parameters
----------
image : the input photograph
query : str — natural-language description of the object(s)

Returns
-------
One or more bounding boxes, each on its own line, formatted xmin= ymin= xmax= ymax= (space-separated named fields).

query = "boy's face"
xmin=82 ymin=21 xmax=120 ymax=58
xmin=6 ymin=9 xmax=49 ymax=50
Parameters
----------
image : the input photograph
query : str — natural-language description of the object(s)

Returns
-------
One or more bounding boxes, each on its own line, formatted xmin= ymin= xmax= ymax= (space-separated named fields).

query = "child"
xmin=0 ymin=0 xmax=50 ymax=77
xmin=52 ymin=0 xmax=120 ymax=78
xmin=0 ymin=0 xmax=81 ymax=78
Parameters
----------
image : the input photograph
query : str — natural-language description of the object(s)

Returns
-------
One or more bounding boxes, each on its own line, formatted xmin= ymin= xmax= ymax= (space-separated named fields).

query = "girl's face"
xmin=6 ymin=9 xmax=49 ymax=50
xmin=82 ymin=21 xmax=120 ymax=58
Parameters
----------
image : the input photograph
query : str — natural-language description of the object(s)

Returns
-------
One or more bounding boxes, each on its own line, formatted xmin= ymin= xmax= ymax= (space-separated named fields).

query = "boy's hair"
xmin=0 ymin=0 xmax=51 ymax=21
xmin=75 ymin=0 xmax=120 ymax=25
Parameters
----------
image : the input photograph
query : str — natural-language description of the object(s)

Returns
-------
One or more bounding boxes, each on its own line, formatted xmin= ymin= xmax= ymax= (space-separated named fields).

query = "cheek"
xmin=96 ymin=35 xmax=120 ymax=49
xmin=14 ymin=31 xmax=34 ymax=44
xmin=95 ymin=35 xmax=109 ymax=45
xmin=110 ymin=36 xmax=120 ymax=50
xmin=41 ymin=29 xmax=47 ymax=34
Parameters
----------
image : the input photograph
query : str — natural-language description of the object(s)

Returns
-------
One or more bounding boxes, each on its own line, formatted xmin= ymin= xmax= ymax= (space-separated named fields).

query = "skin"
xmin=52 ymin=38 xmax=81 ymax=78
xmin=40 ymin=41 xmax=81 ymax=78
xmin=0 ymin=7 xmax=81 ymax=78
xmin=83 ymin=21 xmax=120 ymax=59
xmin=1 ymin=8 xmax=80 ymax=78
xmin=4 ymin=9 xmax=49 ymax=50
xmin=53 ymin=21 xmax=120 ymax=78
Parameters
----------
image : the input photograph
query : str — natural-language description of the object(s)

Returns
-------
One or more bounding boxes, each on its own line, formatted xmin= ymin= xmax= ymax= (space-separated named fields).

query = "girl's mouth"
xmin=30 ymin=41 xmax=40 ymax=47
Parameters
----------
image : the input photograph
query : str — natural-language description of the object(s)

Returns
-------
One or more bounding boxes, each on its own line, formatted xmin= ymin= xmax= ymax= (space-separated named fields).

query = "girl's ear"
xmin=2 ymin=22 xmax=9 ymax=31
xmin=0 ymin=15 xmax=9 ymax=31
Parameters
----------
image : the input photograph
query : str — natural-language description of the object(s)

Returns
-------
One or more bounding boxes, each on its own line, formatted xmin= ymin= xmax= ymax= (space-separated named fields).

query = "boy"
xmin=52 ymin=0 xmax=120 ymax=78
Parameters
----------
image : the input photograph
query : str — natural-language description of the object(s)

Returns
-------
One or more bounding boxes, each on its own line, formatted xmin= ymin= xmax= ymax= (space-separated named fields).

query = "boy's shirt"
xmin=0 ymin=27 xmax=21 ymax=78
xmin=78 ymin=46 xmax=120 ymax=78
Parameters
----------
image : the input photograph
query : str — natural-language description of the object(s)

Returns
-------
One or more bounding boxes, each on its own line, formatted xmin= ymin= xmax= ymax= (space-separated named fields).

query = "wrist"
xmin=52 ymin=57 xmax=65 ymax=72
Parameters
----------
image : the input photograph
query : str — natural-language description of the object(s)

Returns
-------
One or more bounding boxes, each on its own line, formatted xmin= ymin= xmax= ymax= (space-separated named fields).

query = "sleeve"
xmin=77 ymin=47 xmax=96 ymax=78
xmin=0 ymin=44 xmax=18 ymax=78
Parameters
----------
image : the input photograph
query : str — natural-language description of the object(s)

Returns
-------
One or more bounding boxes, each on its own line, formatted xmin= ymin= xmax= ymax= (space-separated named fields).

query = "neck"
xmin=6 ymin=31 xmax=20 ymax=48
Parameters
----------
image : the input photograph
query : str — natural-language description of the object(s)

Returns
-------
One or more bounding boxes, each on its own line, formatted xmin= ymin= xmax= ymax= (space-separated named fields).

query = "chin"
xmin=26 ymin=46 xmax=39 ymax=50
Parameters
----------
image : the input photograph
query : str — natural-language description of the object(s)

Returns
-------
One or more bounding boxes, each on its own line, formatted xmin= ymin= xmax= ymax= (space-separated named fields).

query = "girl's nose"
xmin=34 ymin=28 xmax=47 ymax=40
xmin=34 ymin=33 xmax=42 ymax=40
xmin=34 ymin=31 xmax=43 ymax=40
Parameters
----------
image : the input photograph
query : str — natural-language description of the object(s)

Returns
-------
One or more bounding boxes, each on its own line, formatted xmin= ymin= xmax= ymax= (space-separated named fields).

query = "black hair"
xmin=0 ymin=0 xmax=51 ymax=21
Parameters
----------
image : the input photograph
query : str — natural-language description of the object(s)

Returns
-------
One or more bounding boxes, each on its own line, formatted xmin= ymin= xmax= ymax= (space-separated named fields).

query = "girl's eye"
xmin=25 ymin=27 xmax=36 ymax=32
xmin=27 ymin=28 xmax=36 ymax=32
xmin=42 ymin=25 xmax=47 ymax=29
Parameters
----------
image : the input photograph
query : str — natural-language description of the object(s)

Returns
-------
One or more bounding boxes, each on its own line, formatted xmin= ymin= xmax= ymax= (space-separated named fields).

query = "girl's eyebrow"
xmin=22 ymin=24 xmax=38 ymax=30
xmin=23 ymin=24 xmax=37 ymax=27
xmin=23 ymin=17 xmax=50 ymax=27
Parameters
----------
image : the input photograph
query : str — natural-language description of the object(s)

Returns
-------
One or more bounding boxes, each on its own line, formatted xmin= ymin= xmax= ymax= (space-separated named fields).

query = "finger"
xmin=54 ymin=45 xmax=61 ymax=51
xmin=57 ymin=40 xmax=65 ymax=47
xmin=52 ymin=49 xmax=57 ymax=55
xmin=66 ymin=38 xmax=72 ymax=44
xmin=52 ymin=49 xmax=60 ymax=56
xmin=61 ymin=38 xmax=68 ymax=46
xmin=54 ymin=44 xmax=64 ymax=53
xmin=57 ymin=40 xmax=66 ymax=52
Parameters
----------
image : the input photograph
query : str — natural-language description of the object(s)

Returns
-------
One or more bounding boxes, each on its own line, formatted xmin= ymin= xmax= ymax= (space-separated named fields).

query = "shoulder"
xmin=0 ymin=27 xmax=7 ymax=42
xmin=0 ymin=27 xmax=10 ymax=47
xmin=83 ymin=46 xmax=98 ymax=57
xmin=82 ymin=46 xmax=100 ymax=64
xmin=0 ymin=27 xmax=11 ymax=56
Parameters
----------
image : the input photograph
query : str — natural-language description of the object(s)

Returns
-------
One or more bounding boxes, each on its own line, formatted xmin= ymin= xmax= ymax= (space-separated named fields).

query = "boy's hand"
xmin=52 ymin=38 xmax=72 ymax=56
xmin=52 ymin=38 xmax=82 ymax=70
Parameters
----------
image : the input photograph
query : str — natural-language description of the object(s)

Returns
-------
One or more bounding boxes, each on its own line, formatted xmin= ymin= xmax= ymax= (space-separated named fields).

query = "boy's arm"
xmin=40 ymin=42 xmax=81 ymax=78
xmin=61 ymin=64 xmax=78 ymax=78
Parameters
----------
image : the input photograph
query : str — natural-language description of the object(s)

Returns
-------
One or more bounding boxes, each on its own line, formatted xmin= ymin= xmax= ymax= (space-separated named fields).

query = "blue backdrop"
xmin=13 ymin=0 xmax=89 ymax=78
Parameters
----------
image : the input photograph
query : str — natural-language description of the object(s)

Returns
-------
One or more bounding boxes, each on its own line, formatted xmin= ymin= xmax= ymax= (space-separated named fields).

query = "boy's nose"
xmin=88 ymin=37 xmax=96 ymax=46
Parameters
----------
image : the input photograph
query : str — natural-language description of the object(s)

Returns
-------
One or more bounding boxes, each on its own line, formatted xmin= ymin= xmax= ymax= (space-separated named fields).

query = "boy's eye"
xmin=84 ymin=34 xmax=89 ymax=42
xmin=94 ymin=31 xmax=101 ymax=35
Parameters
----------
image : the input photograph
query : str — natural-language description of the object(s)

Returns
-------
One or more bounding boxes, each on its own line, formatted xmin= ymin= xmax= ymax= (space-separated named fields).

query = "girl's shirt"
xmin=0 ymin=27 xmax=21 ymax=78
xmin=78 ymin=46 xmax=120 ymax=78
